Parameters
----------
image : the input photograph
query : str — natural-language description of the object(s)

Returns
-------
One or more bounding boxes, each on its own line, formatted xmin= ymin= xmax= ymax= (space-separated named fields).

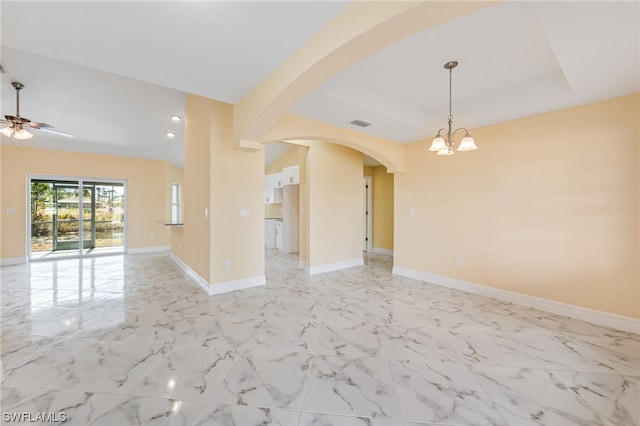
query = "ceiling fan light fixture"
xmin=14 ymin=127 xmax=34 ymax=140
xmin=0 ymin=127 xmax=14 ymax=138
xmin=1 ymin=126 xmax=33 ymax=140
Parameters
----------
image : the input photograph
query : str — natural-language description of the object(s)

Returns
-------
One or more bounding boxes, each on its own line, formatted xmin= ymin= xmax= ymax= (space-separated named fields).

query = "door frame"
xmin=27 ymin=174 xmax=128 ymax=261
xmin=363 ymin=176 xmax=373 ymax=252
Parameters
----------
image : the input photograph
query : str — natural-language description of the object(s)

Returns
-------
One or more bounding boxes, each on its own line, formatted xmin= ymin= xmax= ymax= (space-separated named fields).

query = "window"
xmin=171 ymin=183 xmax=180 ymax=223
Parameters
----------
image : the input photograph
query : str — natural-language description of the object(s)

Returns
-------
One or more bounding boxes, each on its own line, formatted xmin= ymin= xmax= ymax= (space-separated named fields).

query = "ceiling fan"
xmin=1 ymin=81 xmax=74 ymax=140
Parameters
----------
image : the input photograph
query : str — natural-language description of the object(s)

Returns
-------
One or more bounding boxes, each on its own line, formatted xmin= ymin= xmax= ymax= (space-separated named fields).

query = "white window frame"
xmin=171 ymin=183 xmax=181 ymax=223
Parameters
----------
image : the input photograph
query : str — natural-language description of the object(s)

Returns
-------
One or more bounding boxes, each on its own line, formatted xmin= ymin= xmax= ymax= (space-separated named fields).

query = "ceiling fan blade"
xmin=23 ymin=121 xmax=53 ymax=129
xmin=36 ymin=127 xmax=75 ymax=138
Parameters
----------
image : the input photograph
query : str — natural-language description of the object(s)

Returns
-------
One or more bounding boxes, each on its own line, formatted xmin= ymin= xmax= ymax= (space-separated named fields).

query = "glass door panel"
xmin=82 ymin=185 xmax=96 ymax=253
xmin=54 ymin=183 xmax=81 ymax=252
xmin=86 ymin=182 xmax=125 ymax=252
xmin=30 ymin=181 xmax=55 ymax=254
xmin=30 ymin=178 xmax=126 ymax=260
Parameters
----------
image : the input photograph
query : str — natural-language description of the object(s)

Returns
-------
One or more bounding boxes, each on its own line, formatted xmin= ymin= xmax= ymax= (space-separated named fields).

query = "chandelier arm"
xmin=453 ymin=127 xmax=470 ymax=136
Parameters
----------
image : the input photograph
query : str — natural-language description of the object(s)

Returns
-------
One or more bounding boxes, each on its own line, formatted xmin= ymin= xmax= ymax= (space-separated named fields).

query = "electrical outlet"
xmin=149 ymin=234 xmax=154 ymax=241
xmin=224 ymin=260 xmax=231 ymax=269
xmin=456 ymin=258 xmax=463 ymax=268
xmin=178 ymin=243 xmax=182 ymax=249
xmin=408 ymin=208 xmax=414 ymax=217
xmin=204 ymin=208 xmax=209 ymax=218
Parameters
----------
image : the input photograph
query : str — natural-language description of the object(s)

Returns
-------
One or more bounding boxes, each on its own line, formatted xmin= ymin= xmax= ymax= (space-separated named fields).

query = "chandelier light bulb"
xmin=457 ymin=135 xmax=478 ymax=151
xmin=429 ymin=136 xmax=446 ymax=151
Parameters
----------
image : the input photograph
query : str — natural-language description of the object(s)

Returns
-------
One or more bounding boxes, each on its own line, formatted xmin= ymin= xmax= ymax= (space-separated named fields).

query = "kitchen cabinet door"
xmin=282 ymin=165 xmax=300 ymax=185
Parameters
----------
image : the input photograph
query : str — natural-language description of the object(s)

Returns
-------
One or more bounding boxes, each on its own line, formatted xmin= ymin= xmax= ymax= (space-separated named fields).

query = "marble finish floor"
xmin=1 ymin=250 xmax=638 ymax=425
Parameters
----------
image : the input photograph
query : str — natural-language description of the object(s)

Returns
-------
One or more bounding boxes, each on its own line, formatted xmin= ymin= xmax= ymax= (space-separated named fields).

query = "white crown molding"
xmin=392 ymin=266 xmax=639 ymax=334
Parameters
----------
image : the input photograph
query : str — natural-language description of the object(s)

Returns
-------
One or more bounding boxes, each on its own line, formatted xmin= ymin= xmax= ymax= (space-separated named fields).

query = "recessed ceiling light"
xmin=166 ymin=132 xmax=175 ymax=138
xmin=170 ymin=115 xmax=181 ymax=122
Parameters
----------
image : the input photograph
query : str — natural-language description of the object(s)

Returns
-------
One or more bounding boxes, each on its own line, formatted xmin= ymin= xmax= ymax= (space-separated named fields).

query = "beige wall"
xmin=265 ymin=204 xmax=283 ymax=219
xmin=209 ymin=100 xmax=265 ymax=285
xmin=265 ymin=144 xmax=299 ymax=174
xmin=179 ymin=95 xmax=265 ymax=287
xmin=372 ymin=166 xmax=394 ymax=250
xmin=299 ymin=146 xmax=309 ymax=266
xmin=308 ymin=141 xmax=363 ymax=267
xmin=395 ymin=94 xmax=639 ymax=319
xmin=179 ymin=94 xmax=211 ymax=282
xmin=0 ymin=145 xmax=176 ymax=260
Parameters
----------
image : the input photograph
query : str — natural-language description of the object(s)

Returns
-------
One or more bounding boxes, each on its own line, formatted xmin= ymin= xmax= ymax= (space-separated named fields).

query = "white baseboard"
xmin=209 ymin=275 xmax=266 ymax=296
xmin=1 ymin=257 xmax=26 ymax=266
xmin=128 ymin=245 xmax=170 ymax=254
xmin=308 ymin=257 xmax=364 ymax=275
xmin=170 ymin=253 xmax=209 ymax=295
xmin=371 ymin=247 xmax=393 ymax=256
xmin=392 ymin=266 xmax=639 ymax=334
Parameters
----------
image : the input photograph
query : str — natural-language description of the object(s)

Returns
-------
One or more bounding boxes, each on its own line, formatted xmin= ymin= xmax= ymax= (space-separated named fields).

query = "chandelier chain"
xmin=428 ymin=60 xmax=478 ymax=155
xmin=448 ymin=67 xmax=453 ymax=121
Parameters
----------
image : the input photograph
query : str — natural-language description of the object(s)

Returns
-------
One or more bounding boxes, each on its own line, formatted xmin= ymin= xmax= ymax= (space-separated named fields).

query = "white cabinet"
xmin=282 ymin=165 xmax=300 ymax=186
xmin=265 ymin=219 xmax=277 ymax=248
xmin=273 ymin=172 xmax=283 ymax=188
xmin=264 ymin=173 xmax=283 ymax=204
xmin=282 ymin=185 xmax=299 ymax=254
xmin=275 ymin=220 xmax=283 ymax=250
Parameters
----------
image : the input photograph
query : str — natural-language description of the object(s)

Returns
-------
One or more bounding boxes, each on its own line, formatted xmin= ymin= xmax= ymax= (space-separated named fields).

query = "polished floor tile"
xmin=1 ymin=250 xmax=639 ymax=425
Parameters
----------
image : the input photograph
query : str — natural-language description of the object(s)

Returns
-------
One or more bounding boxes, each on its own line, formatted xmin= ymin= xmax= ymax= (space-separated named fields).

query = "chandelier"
xmin=429 ymin=61 xmax=477 ymax=155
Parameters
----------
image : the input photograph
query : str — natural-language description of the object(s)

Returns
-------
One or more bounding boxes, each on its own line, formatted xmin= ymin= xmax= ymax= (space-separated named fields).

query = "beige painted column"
xmin=180 ymin=94 xmax=212 ymax=283
xmin=307 ymin=141 xmax=364 ymax=274
xmin=180 ymin=95 xmax=265 ymax=293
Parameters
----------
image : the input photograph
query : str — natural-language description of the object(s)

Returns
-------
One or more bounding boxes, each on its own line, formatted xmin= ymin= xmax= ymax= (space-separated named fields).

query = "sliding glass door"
xmin=29 ymin=177 xmax=126 ymax=260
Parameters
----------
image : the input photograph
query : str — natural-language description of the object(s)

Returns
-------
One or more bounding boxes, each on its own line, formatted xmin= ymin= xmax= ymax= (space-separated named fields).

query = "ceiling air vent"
xmin=350 ymin=119 xmax=372 ymax=128
xmin=0 ymin=63 xmax=6 ymax=74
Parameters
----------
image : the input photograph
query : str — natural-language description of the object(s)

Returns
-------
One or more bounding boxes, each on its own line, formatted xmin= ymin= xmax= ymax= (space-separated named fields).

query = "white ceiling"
xmin=1 ymin=1 xmax=638 ymax=168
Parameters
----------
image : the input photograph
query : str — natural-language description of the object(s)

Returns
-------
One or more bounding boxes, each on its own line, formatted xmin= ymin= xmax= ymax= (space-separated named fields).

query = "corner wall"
xmin=307 ymin=141 xmax=363 ymax=272
xmin=209 ymin=100 xmax=265 ymax=286
xmin=180 ymin=94 xmax=211 ymax=282
xmin=394 ymin=93 xmax=639 ymax=319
